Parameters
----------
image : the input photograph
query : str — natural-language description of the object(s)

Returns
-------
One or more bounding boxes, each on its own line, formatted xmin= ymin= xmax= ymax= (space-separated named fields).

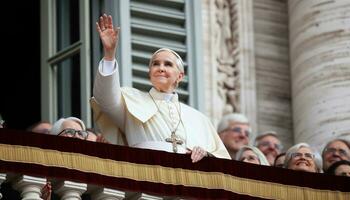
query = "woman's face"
xmin=240 ymin=149 xmax=260 ymax=165
xmin=60 ymin=120 xmax=85 ymax=140
xmin=288 ymin=147 xmax=317 ymax=173
xmin=149 ymin=51 xmax=184 ymax=93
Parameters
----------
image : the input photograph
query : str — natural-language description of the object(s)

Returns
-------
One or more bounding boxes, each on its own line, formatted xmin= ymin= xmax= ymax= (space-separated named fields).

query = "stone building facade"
xmin=201 ymin=0 xmax=350 ymax=150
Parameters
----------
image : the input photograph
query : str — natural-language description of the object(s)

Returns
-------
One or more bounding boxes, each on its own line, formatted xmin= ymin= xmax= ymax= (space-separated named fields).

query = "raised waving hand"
xmin=96 ymin=14 xmax=120 ymax=61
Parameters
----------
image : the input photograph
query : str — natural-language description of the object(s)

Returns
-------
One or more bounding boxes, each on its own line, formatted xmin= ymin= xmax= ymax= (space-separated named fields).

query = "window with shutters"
xmin=40 ymin=0 xmax=91 ymax=125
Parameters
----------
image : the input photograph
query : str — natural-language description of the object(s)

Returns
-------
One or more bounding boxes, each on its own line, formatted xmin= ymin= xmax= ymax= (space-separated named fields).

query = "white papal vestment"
xmin=91 ymin=59 xmax=230 ymax=159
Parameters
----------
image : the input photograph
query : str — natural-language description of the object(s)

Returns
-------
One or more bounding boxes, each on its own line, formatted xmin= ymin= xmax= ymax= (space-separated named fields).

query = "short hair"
xmin=217 ymin=113 xmax=250 ymax=134
xmin=149 ymin=48 xmax=185 ymax=73
xmin=254 ymin=131 xmax=279 ymax=146
xmin=235 ymin=145 xmax=270 ymax=166
xmin=284 ymin=143 xmax=323 ymax=173
xmin=50 ymin=117 xmax=86 ymax=135
xmin=322 ymin=138 xmax=350 ymax=157
xmin=325 ymin=160 xmax=350 ymax=175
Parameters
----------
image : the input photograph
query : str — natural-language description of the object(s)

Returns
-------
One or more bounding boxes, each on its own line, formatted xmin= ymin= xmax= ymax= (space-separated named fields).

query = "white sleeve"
xmin=93 ymin=59 xmax=126 ymax=132
xmin=100 ymin=59 xmax=117 ymax=75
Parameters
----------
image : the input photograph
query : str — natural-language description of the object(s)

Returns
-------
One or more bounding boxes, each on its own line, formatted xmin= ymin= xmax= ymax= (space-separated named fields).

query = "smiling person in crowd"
xmin=217 ymin=113 xmax=251 ymax=159
xmin=284 ymin=143 xmax=322 ymax=173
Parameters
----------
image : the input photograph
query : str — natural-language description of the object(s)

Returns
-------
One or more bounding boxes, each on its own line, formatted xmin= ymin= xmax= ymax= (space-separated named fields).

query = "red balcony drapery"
xmin=0 ymin=129 xmax=349 ymax=199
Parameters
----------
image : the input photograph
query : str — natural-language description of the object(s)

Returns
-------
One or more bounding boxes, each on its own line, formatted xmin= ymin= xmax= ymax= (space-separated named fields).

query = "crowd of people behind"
xmin=216 ymin=113 xmax=350 ymax=176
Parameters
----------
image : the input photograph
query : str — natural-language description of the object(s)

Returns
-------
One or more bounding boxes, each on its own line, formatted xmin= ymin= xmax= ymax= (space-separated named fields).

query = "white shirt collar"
xmin=149 ymin=87 xmax=179 ymax=102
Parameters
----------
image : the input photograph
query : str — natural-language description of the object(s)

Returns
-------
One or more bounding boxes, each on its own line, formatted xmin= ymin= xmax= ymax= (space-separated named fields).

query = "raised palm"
xmin=96 ymin=14 xmax=119 ymax=60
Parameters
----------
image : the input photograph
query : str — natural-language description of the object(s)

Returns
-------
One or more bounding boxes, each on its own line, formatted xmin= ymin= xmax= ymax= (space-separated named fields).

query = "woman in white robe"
xmin=92 ymin=14 xmax=230 ymax=162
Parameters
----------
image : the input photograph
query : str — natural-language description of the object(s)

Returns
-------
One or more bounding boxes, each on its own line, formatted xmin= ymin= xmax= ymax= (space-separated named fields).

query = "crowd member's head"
xmin=255 ymin=131 xmax=283 ymax=165
xmin=235 ymin=145 xmax=269 ymax=166
xmin=284 ymin=143 xmax=322 ymax=173
xmin=273 ymin=152 xmax=286 ymax=168
xmin=27 ymin=121 xmax=52 ymax=134
xmin=325 ymin=160 xmax=350 ymax=177
xmin=217 ymin=113 xmax=251 ymax=159
xmin=50 ymin=117 xmax=88 ymax=140
xmin=322 ymin=138 xmax=350 ymax=172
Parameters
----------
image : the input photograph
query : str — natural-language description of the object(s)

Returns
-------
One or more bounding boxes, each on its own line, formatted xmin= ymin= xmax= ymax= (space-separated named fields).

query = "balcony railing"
xmin=0 ymin=128 xmax=349 ymax=200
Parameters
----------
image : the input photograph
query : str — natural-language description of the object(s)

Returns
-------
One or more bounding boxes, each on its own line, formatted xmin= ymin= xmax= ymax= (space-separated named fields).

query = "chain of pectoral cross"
xmin=149 ymin=92 xmax=184 ymax=153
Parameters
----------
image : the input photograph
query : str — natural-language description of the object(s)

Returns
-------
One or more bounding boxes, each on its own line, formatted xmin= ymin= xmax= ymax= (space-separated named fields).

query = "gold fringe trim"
xmin=0 ymin=144 xmax=349 ymax=200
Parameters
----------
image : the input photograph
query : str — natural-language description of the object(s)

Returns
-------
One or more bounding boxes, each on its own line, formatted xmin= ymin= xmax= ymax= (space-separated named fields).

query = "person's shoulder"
xmin=180 ymin=103 xmax=208 ymax=119
xmin=121 ymin=87 xmax=139 ymax=93
xmin=121 ymin=87 xmax=148 ymax=96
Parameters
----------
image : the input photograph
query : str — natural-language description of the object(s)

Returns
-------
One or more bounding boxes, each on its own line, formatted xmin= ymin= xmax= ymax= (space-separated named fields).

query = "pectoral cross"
xmin=166 ymin=132 xmax=183 ymax=153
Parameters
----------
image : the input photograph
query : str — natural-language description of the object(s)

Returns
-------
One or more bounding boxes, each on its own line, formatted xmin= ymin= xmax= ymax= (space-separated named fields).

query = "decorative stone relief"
xmin=214 ymin=0 xmax=240 ymax=115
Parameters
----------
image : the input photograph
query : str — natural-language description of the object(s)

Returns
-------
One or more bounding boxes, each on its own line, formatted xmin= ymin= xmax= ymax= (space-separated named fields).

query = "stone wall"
xmin=202 ymin=0 xmax=350 ymax=150
xmin=253 ymin=0 xmax=293 ymax=148
xmin=202 ymin=0 xmax=293 ymax=147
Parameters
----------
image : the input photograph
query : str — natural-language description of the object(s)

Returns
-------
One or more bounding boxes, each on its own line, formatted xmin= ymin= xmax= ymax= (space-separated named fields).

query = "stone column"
xmin=236 ymin=0 xmax=258 ymax=136
xmin=55 ymin=181 xmax=87 ymax=200
xmin=289 ymin=0 xmax=350 ymax=148
xmin=12 ymin=175 xmax=47 ymax=200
